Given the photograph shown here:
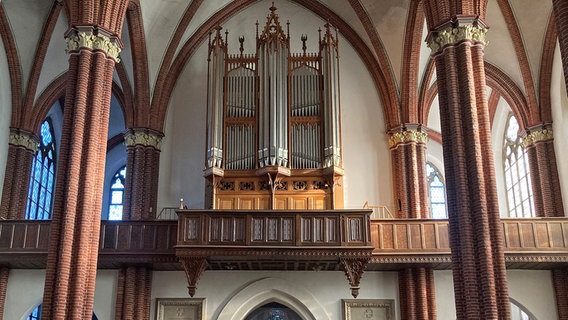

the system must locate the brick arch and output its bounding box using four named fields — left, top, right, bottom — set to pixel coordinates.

left=150, top=0, right=397, bottom=132
left=124, top=0, right=151, bottom=128
left=537, top=13, right=557, bottom=124
left=495, top=0, right=539, bottom=124
left=31, top=73, right=130, bottom=137
left=347, top=0, right=400, bottom=128
left=0, top=5, right=23, bottom=126
left=420, top=62, right=530, bottom=134
left=399, top=0, right=426, bottom=125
